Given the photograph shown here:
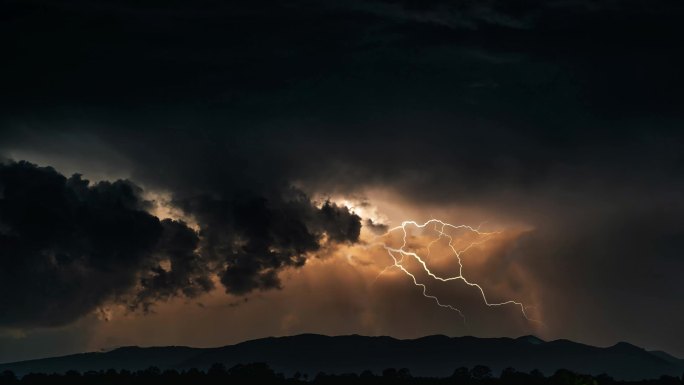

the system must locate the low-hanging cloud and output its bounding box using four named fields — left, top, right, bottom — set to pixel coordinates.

left=176, top=191, right=360, bottom=295
left=0, top=161, right=361, bottom=328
